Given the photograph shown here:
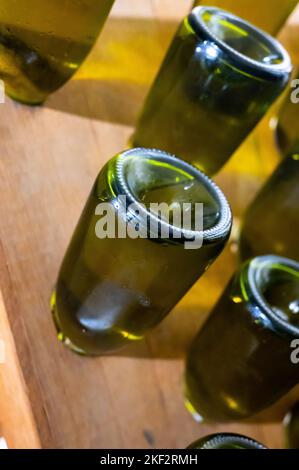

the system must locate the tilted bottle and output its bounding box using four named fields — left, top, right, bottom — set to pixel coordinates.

left=132, top=7, right=292, bottom=175
left=185, top=255, right=299, bottom=422
left=52, top=148, right=232, bottom=355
